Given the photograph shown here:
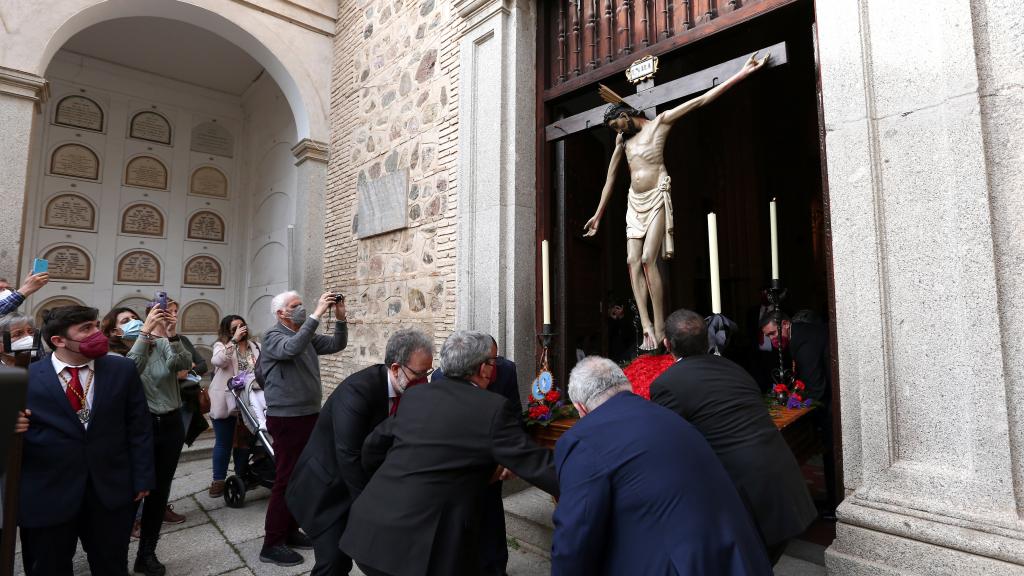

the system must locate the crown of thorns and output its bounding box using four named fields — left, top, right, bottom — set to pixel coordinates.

left=599, top=84, right=643, bottom=123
